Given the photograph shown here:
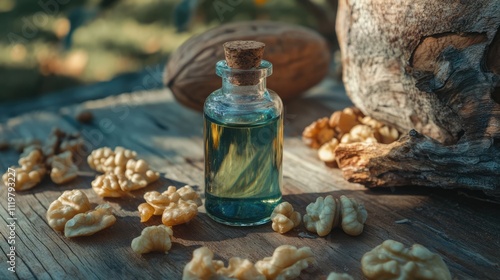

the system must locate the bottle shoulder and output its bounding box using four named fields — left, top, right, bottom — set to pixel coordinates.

left=204, top=89, right=283, bottom=125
